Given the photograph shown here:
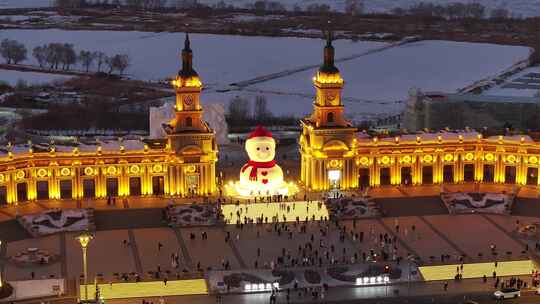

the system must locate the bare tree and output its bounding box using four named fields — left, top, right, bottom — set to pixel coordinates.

left=228, top=96, right=251, bottom=122
left=491, top=7, right=509, bottom=19
left=0, top=39, right=27, bottom=64
left=60, top=43, right=77, bottom=70
left=33, top=46, right=47, bottom=68
left=112, top=54, right=130, bottom=75
left=79, top=50, right=95, bottom=72
left=253, top=95, right=270, bottom=121
left=91, top=51, right=106, bottom=72
left=345, top=0, right=364, bottom=16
